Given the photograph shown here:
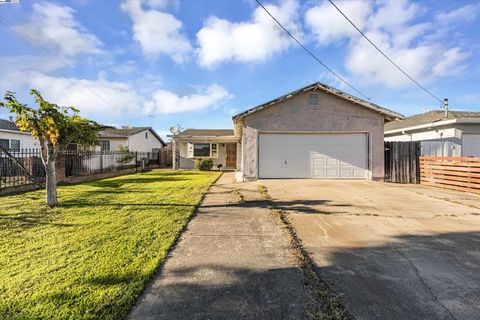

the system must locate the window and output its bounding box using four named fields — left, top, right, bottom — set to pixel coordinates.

left=10, top=139, right=20, bottom=151
left=187, top=143, right=218, bottom=158
left=309, top=94, right=318, bottom=106
left=194, top=143, right=210, bottom=157
left=0, top=138, right=9, bottom=150
left=98, top=140, right=110, bottom=151
left=211, top=143, right=218, bottom=158
left=145, top=132, right=148, bottom=139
